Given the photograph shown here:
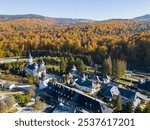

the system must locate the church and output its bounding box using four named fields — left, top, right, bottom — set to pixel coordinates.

left=24, top=53, right=46, bottom=78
